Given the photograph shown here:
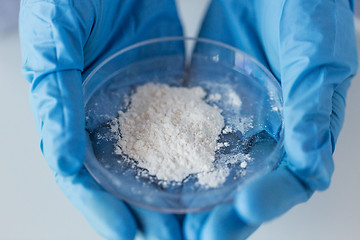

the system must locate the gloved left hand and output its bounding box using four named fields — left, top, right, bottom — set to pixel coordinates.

left=19, top=0, right=184, bottom=239
left=184, top=0, right=358, bottom=239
